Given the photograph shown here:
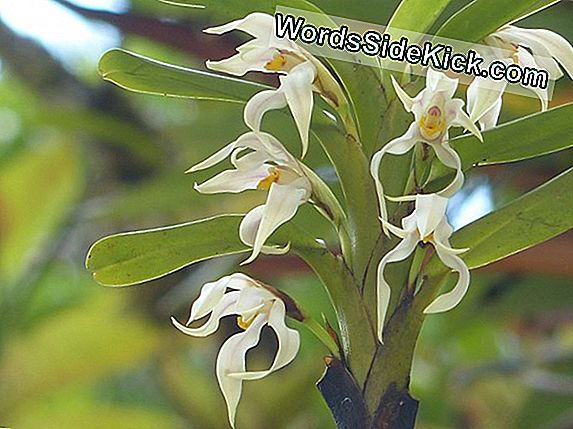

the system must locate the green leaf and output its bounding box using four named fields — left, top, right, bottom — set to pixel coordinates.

left=453, top=166, right=573, bottom=270
left=86, top=215, right=248, bottom=287
left=98, top=49, right=266, bottom=103
left=455, top=102, right=573, bottom=168
left=436, top=0, right=559, bottom=42
left=388, top=0, right=452, bottom=34
left=157, top=0, right=321, bottom=19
